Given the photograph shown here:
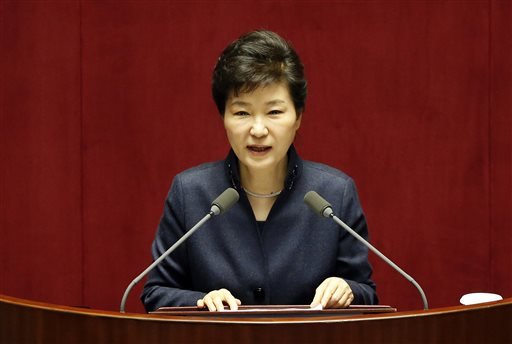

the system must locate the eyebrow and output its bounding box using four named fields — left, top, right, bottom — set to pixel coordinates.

left=266, top=99, right=286, bottom=106
left=230, top=99, right=287, bottom=107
